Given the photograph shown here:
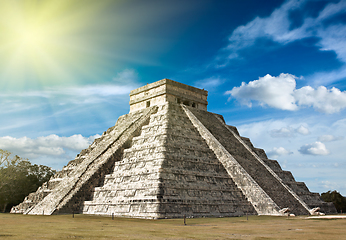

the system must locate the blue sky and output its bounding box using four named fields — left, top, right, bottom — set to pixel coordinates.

left=1, top=0, right=346, bottom=195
